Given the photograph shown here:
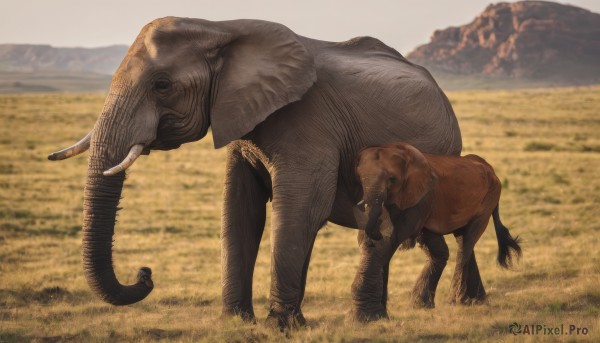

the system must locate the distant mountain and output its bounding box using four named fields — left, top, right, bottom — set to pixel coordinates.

left=0, top=44, right=127, bottom=74
left=408, top=1, right=600, bottom=88
left=0, top=44, right=127, bottom=93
